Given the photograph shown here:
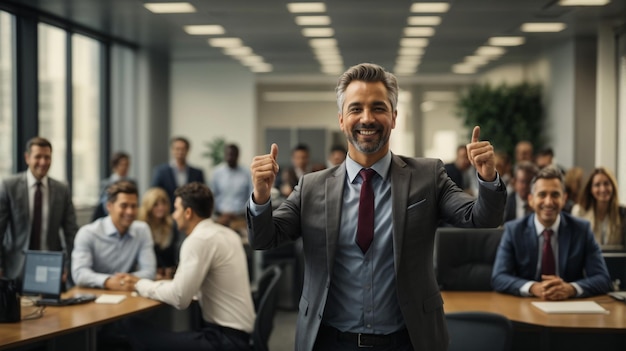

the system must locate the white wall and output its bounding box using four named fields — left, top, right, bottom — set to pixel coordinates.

left=170, top=61, right=256, bottom=176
